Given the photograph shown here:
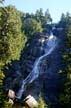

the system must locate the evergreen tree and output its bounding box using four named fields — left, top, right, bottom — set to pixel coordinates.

left=0, top=5, right=27, bottom=108
left=0, top=0, right=4, bottom=3
left=59, top=13, right=71, bottom=108
left=22, top=17, right=42, bottom=38
left=0, top=5, right=26, bottom=66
